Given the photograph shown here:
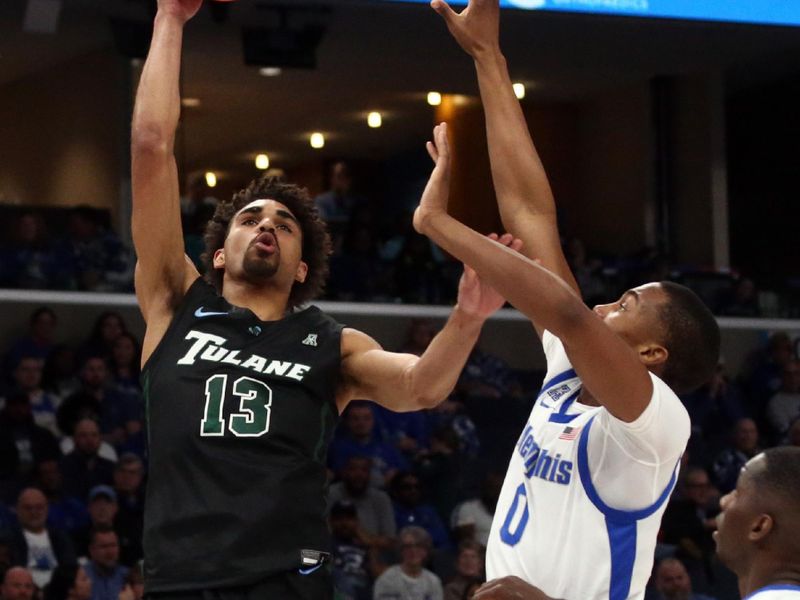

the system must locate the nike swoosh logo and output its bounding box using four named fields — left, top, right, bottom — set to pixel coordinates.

left=194, top=307, right=229, bottom=318
left=298, top=564, right=324, bottom=576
